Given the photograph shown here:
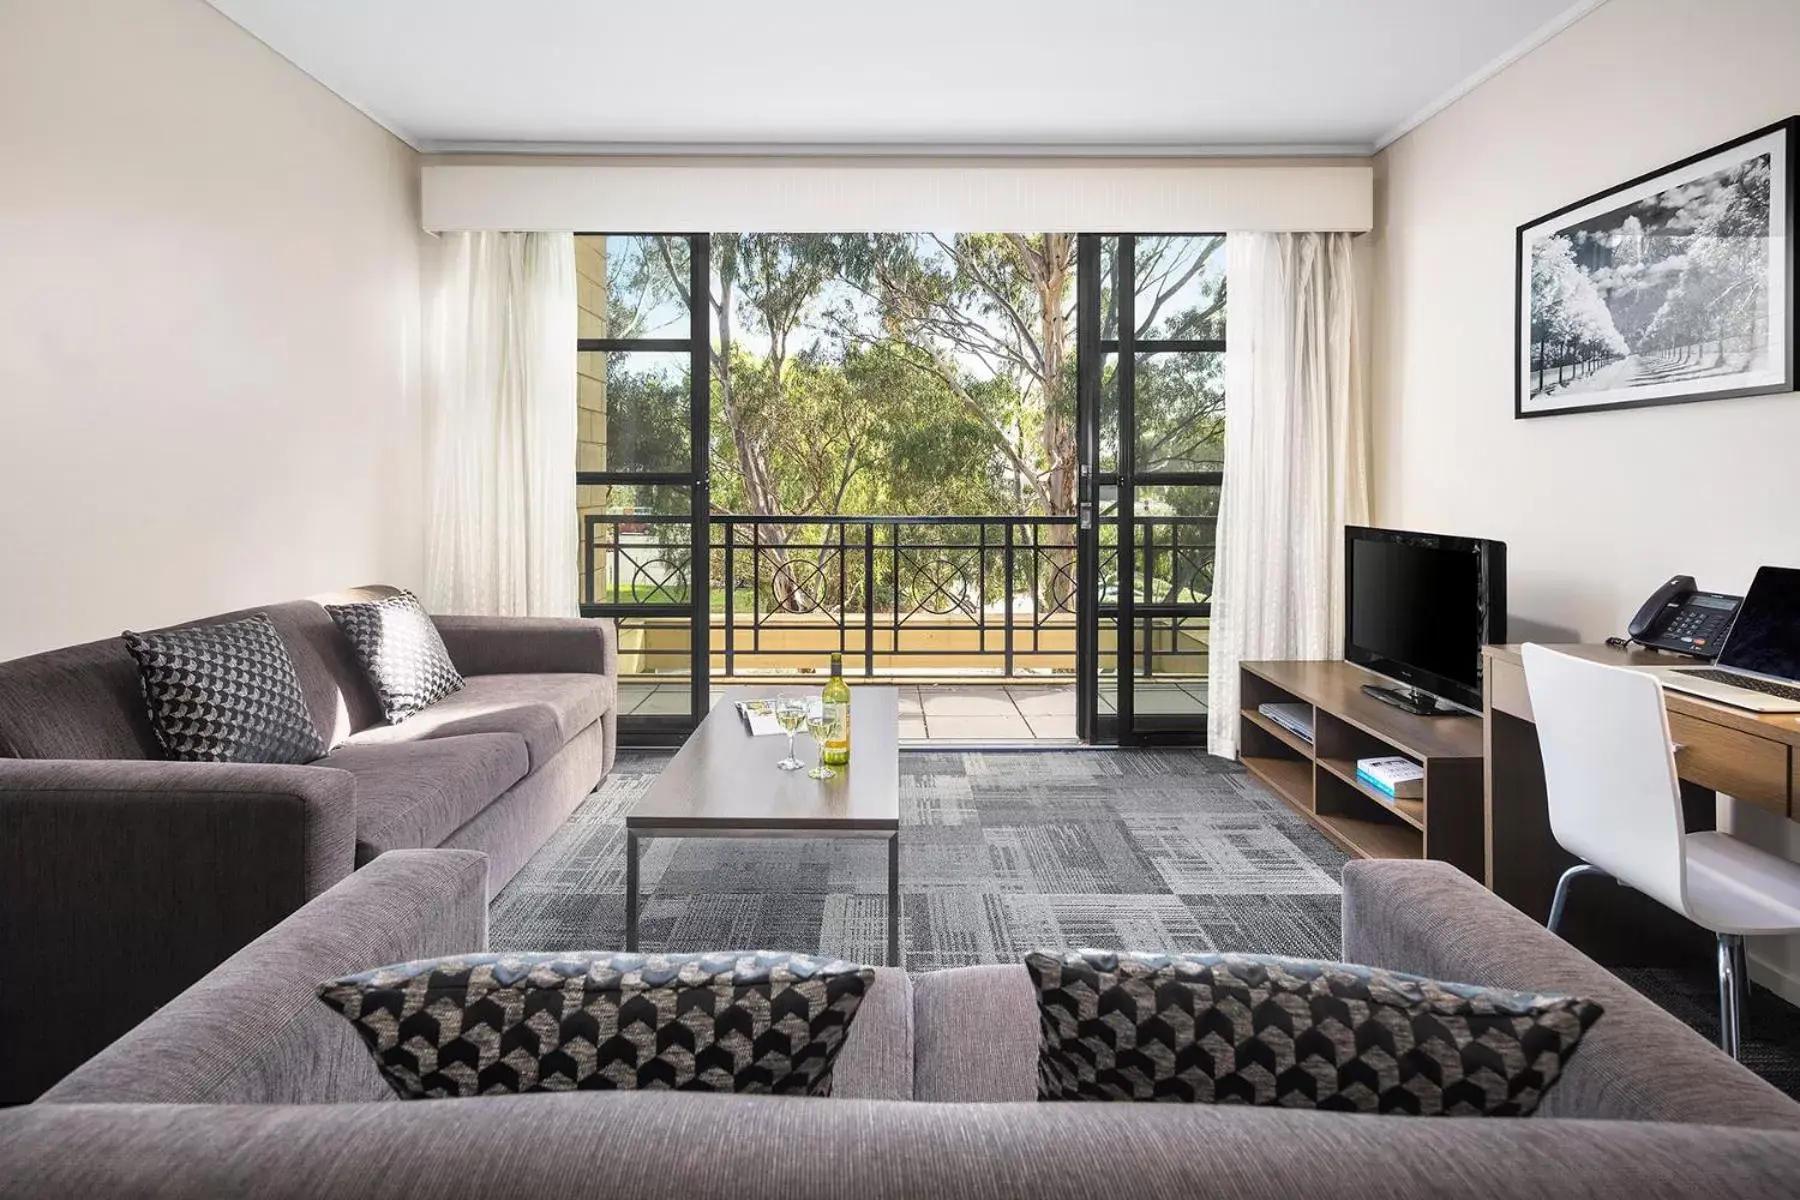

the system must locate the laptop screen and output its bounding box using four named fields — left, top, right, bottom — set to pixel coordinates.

left=1718, top=566, right=1800, bottom=682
